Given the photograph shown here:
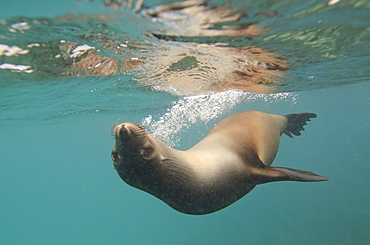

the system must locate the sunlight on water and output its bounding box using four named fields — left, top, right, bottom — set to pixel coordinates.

left=1, top=0, right=368, bottom=94
left=142, top=90, right=298, bottom=146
